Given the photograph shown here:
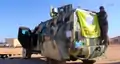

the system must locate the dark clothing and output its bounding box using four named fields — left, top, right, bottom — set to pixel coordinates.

left=97, top=11, right=109, bottom=45
left=97, top=11, right=108, bottom=26
left=101, top=25, right=108, bottom=43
